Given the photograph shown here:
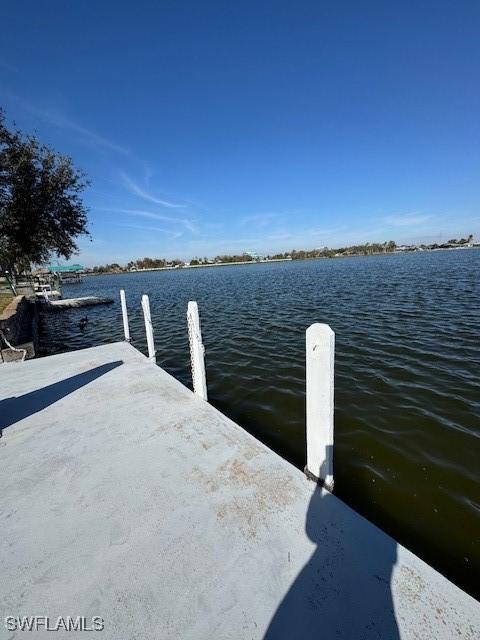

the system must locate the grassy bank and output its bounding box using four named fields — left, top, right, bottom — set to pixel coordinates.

left=0, top=294, right=14, bottom=314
